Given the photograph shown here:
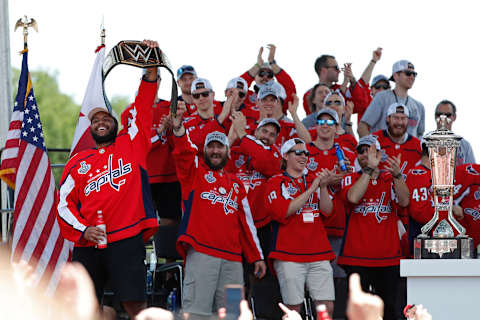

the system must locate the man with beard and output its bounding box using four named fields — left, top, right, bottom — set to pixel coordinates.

left=358, top=60, right=425, bottom=138
left=57, top=40, right=160, bottom=319
left=372, top=103, right=421, bottom=176
left=171, top=102, right=266, bottom=320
